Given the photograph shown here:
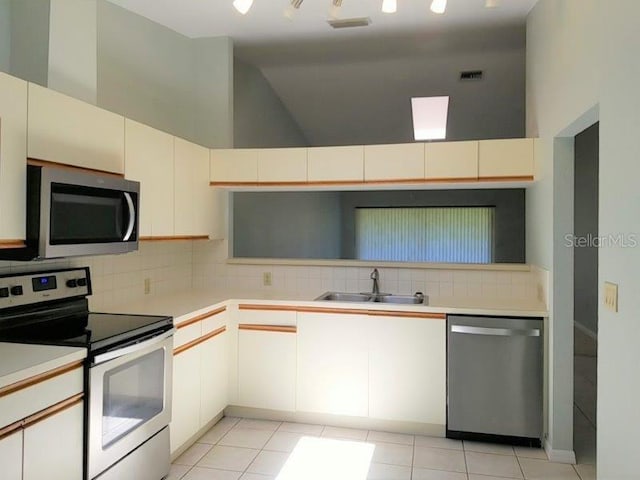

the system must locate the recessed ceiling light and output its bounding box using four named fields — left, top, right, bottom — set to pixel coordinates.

left=233, top=0, right=254, bottom=15
left=284, top=0, right=303, bottom=19
left=382, top=0, right=397, bottom=14
left=430, top=0, right=447, bottom=14
left=485, top=0, right=500, bottom=7
left=411, top=96, right=449, bottom=141
left=330, top=0, right=343, bottom=19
